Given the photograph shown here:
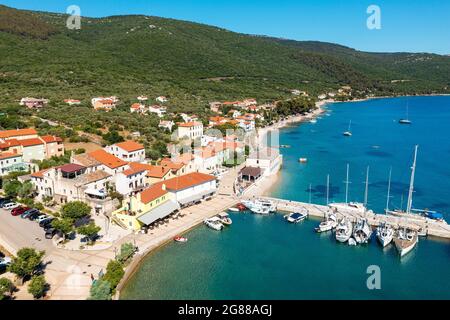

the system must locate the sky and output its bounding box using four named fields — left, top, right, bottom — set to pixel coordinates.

left=1, top=0, right=449, bottom=54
